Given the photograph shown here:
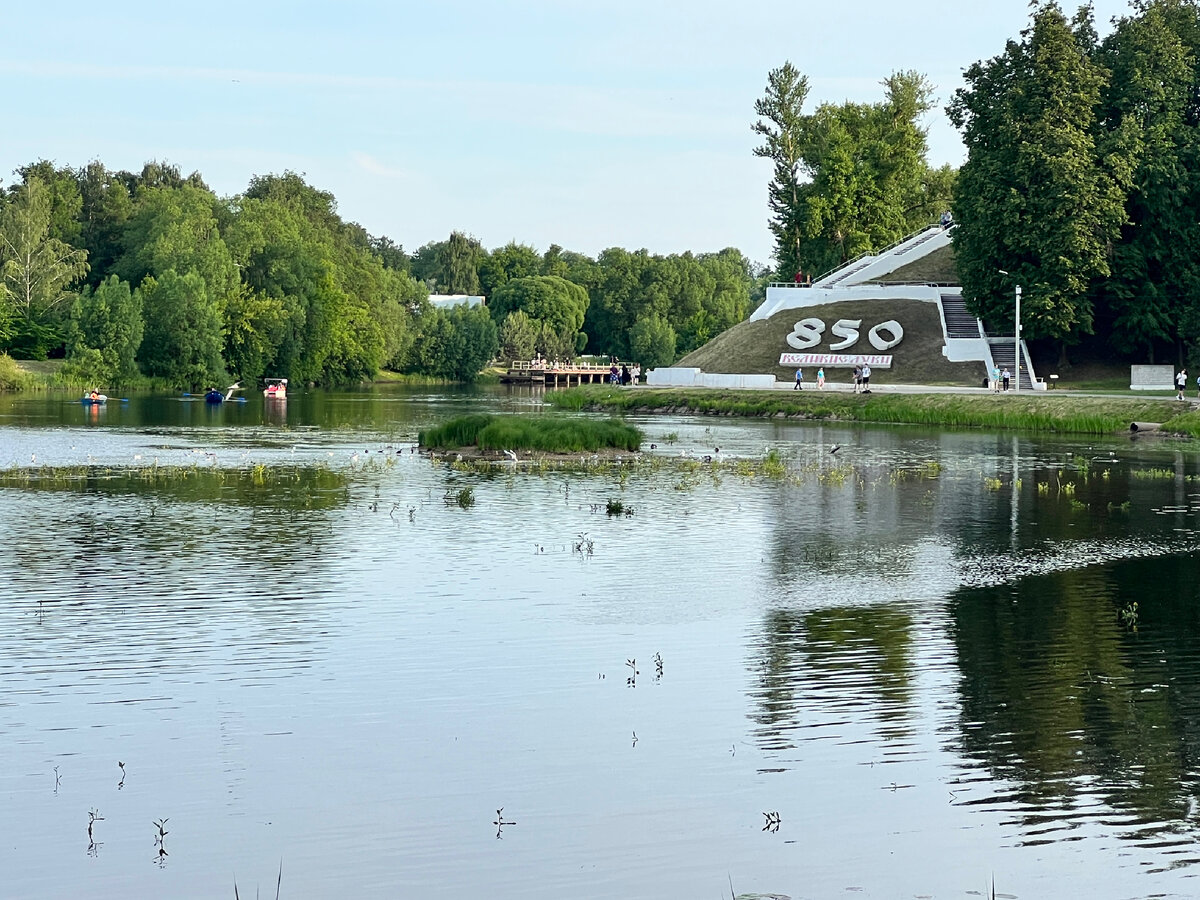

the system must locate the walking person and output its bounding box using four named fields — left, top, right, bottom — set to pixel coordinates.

left=816, top=367, right=825, bottom=390
left=991, top=364, right=1000, bottom=393
left=861, top=363, right=872, bottom=394
left=852, top=364, right=862, bottom=394
left=1178, top=367, right=1188, bottom=400
left=794, top=366, right=804, bottom=390
left=1002, top=367, right=1011, bottom=391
